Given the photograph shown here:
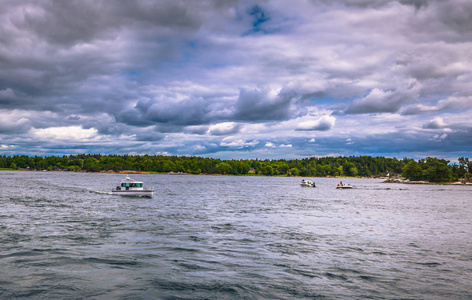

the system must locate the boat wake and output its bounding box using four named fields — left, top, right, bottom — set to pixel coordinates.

left=92, top=190, right=113, bottom=195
